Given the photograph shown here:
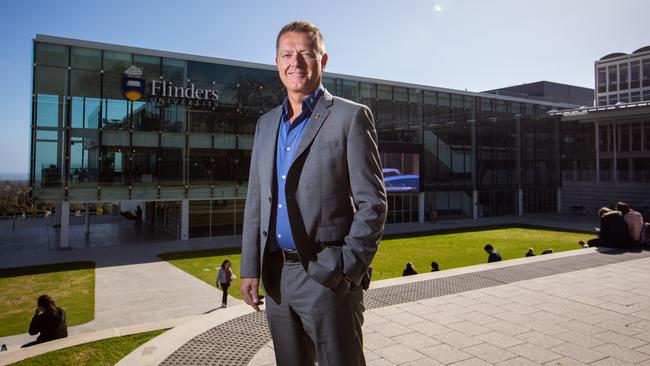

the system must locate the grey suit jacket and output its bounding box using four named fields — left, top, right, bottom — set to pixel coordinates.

left=240, top=89, right=387, bottom=302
